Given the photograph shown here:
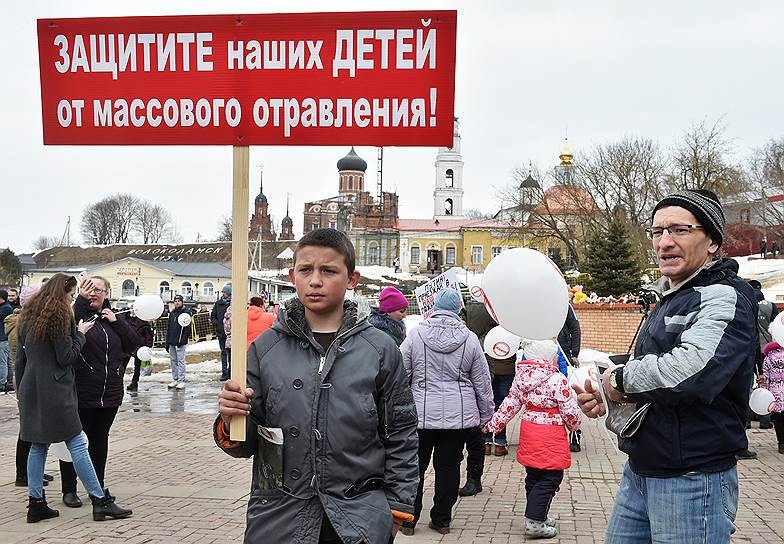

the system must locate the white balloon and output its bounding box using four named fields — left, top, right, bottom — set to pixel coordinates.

left=133, top=294, right=164, bottom=321
left=50, top=442, right=71, bottom=462
left=483, top=326, right=521, bottom=359
left=481, top=248, right=569, bottom=339
left=136, top=346, right=152, bottom=361
left=468, top=278, right=485, bottom=303
left=178, top=312, right=192, bottom=327
left=750, top=387, right=775, bottom=416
